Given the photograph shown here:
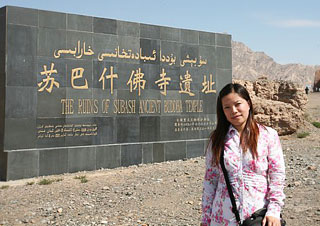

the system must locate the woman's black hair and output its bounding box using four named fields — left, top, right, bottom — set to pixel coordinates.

left=209, top=83, right=259, bottom=165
